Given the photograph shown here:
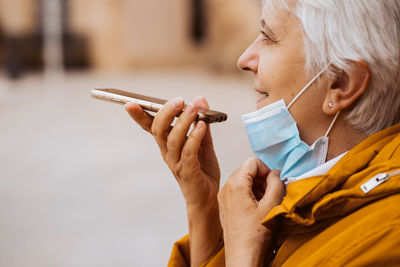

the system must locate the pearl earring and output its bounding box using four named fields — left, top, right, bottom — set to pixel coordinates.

left=328, top=102, right=334, bottom=108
